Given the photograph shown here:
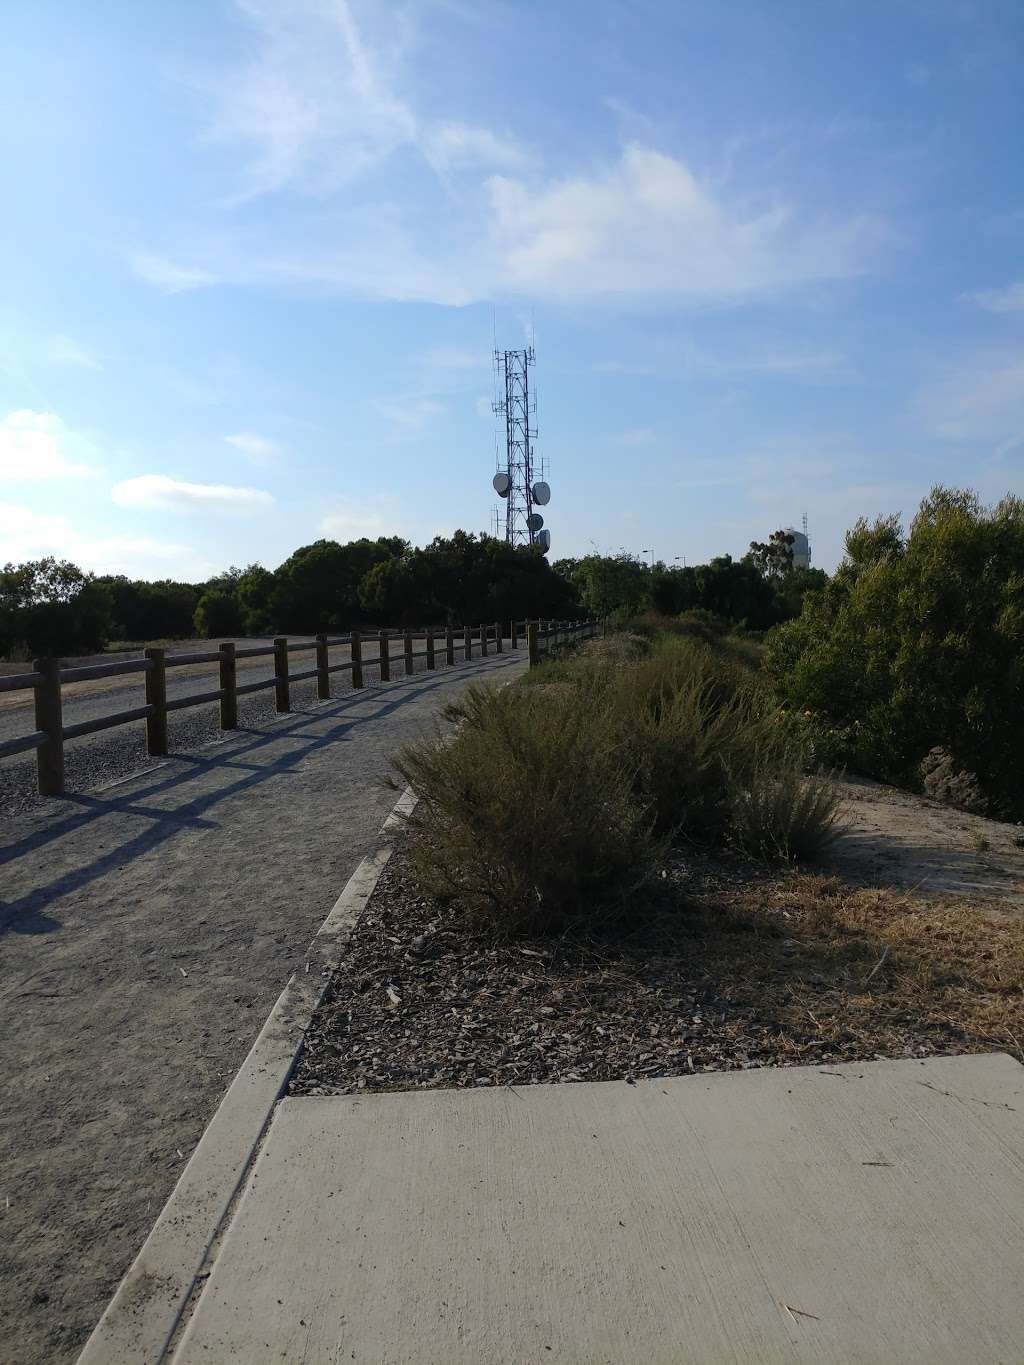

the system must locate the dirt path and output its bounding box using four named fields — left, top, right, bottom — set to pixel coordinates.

left=827, top=775, right=1024, bottom=912
left=0, top=651, right=525, bottom=1365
